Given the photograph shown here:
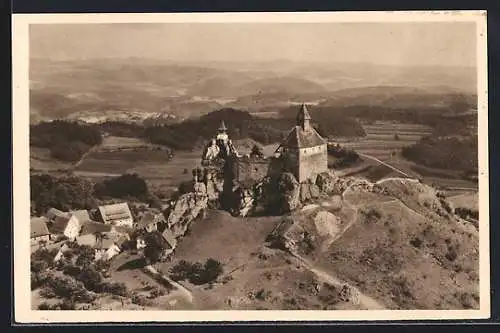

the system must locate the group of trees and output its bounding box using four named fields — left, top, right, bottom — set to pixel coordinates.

left=327, top=144, right=361, bottom=169
left=31, top=120, right=103, bottom=162
left=143, top=108, right=284, bottom=150
left=402, top=136, right=478, bottom=172
left=32, top=244, right=128, bottom=310
left=169, top=259, right=224, bottom=285
left=30, top=172, right=153, bottom=216
left=93, top=173, right=149, bottom=201
left=30, top=173, right=98, bottom=216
